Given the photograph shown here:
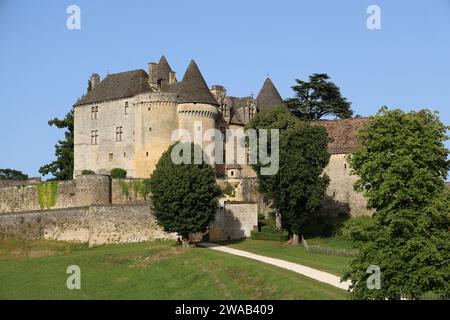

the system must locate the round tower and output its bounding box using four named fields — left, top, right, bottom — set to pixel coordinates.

left=176, top=60, right=219, bottom=152
left=134, top=92, right=178, bottom=177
